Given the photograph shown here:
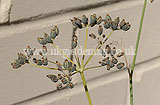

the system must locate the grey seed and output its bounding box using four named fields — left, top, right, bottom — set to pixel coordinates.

left=50, top=29, right=57, bottom=39
left=98, top=25, right=103, bottom=35
left=68, top=82, right=74, bottom=89
left=43, top=58, right=48, bottom=66
left=36, top=60, right=43, bottom=66
left=116, top=62, right=125, bottom=69
left=44, top=32, right=52, bottom=43
left=111, top=57, right=118, bottom=64
left=61, top=78, right=68, bottom=84
left=117, top=52, right=124, bottom=57
left=105, top=45, right=111, bottom=54
left=109, top=62, right=115, bottom=68
left=47, top=75, right=58, bottom=82
left=89, top=33, right=96, bottom=39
